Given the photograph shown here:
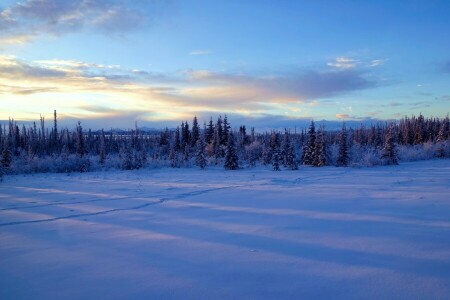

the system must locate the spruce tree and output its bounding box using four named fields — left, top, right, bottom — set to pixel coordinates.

left=381, top=124, right=398, bottom=165
left=224, top=132, right=239, bottom=170
left=286, top=144, right=298, bottom=170
left=206, top=117, right=214, bottom=143
left=435, top=124, right=447, bottom=158
left=99, top=129, right=106, bottom=165
left=169, top=143, right=179, bottom=168
left=183, top=143, right=190, bottom=162
left=213, top=125, right=222, bottom=158
left=302, top=121, right=316, bottom=165
left=272, top=149, right=280, bottom=171
left=337, top=123, right=349, bottom=167
left=216, top=116, right=224, bottom=145
left=1, top=138, right=11, bottom=170
left=196, top=137, right=206, bottom=169
left=76, top=121, right=86, bottom=157
left=191, top=116, right=200, bottom=147
left=313, top=125, right=327, bottom=167
left=281, top=129, right=290, bottom=166
left=174, top=126, right=181, bottom=151
left=223, top=115, right=230, bottom=146
left=121, top=145, right=134, bottom=170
